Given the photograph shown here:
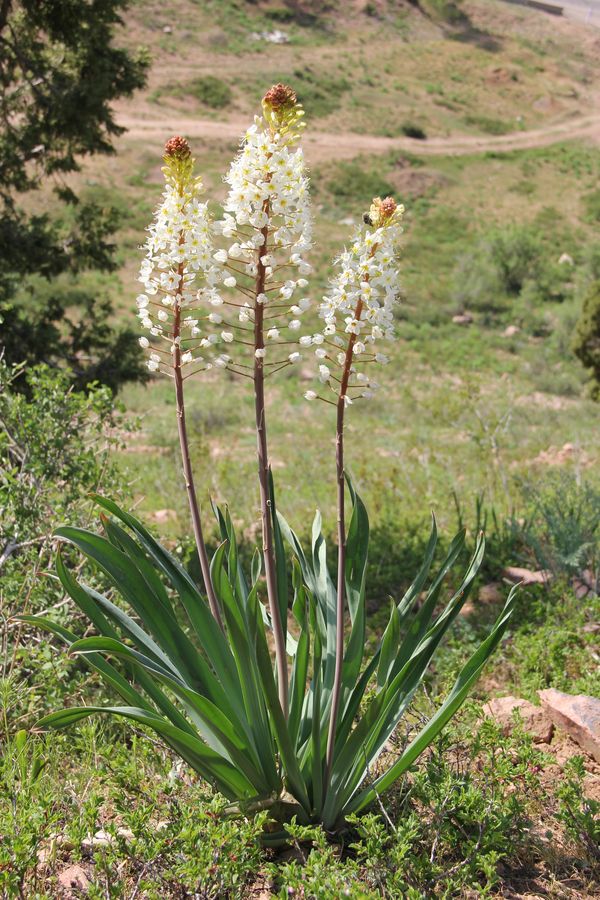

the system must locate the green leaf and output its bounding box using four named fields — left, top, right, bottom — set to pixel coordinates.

left=269, top=468, right=289, bottom=644
left=344, top=476, right=369, bottom=627
left=38, top=706, right=257, bottom=801
left=347, top=588, right=517, bottom=816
